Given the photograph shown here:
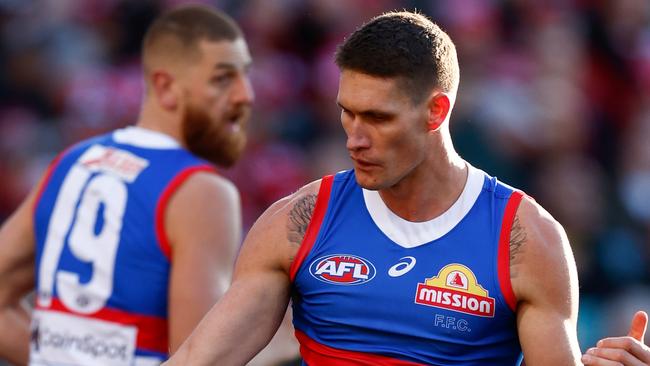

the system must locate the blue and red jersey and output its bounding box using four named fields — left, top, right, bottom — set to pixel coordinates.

left=290, top=167, right=524, bottom=365
left=31, top=127, right=213, bottom=366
